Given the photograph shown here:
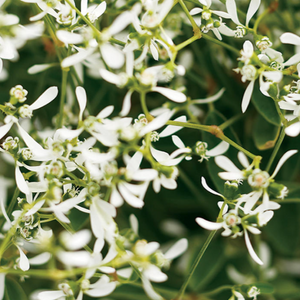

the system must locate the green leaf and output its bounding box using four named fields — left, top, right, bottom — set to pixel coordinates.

left=264, top=203, right=300, bottom=256
left=68, top=207, right=89, bottom=231
left=4, top=277, right=27, bottom=300
left=240, top=282, right=274, bottom=295
left=254, top=282, right=274, bottom=294
left=251, top=83, right=281, bottom=126
left=188, top=236, right=225, bottom=292
left=273, top=277, right=300, bottom=298
left=253, top=114, right=280, bottom=150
